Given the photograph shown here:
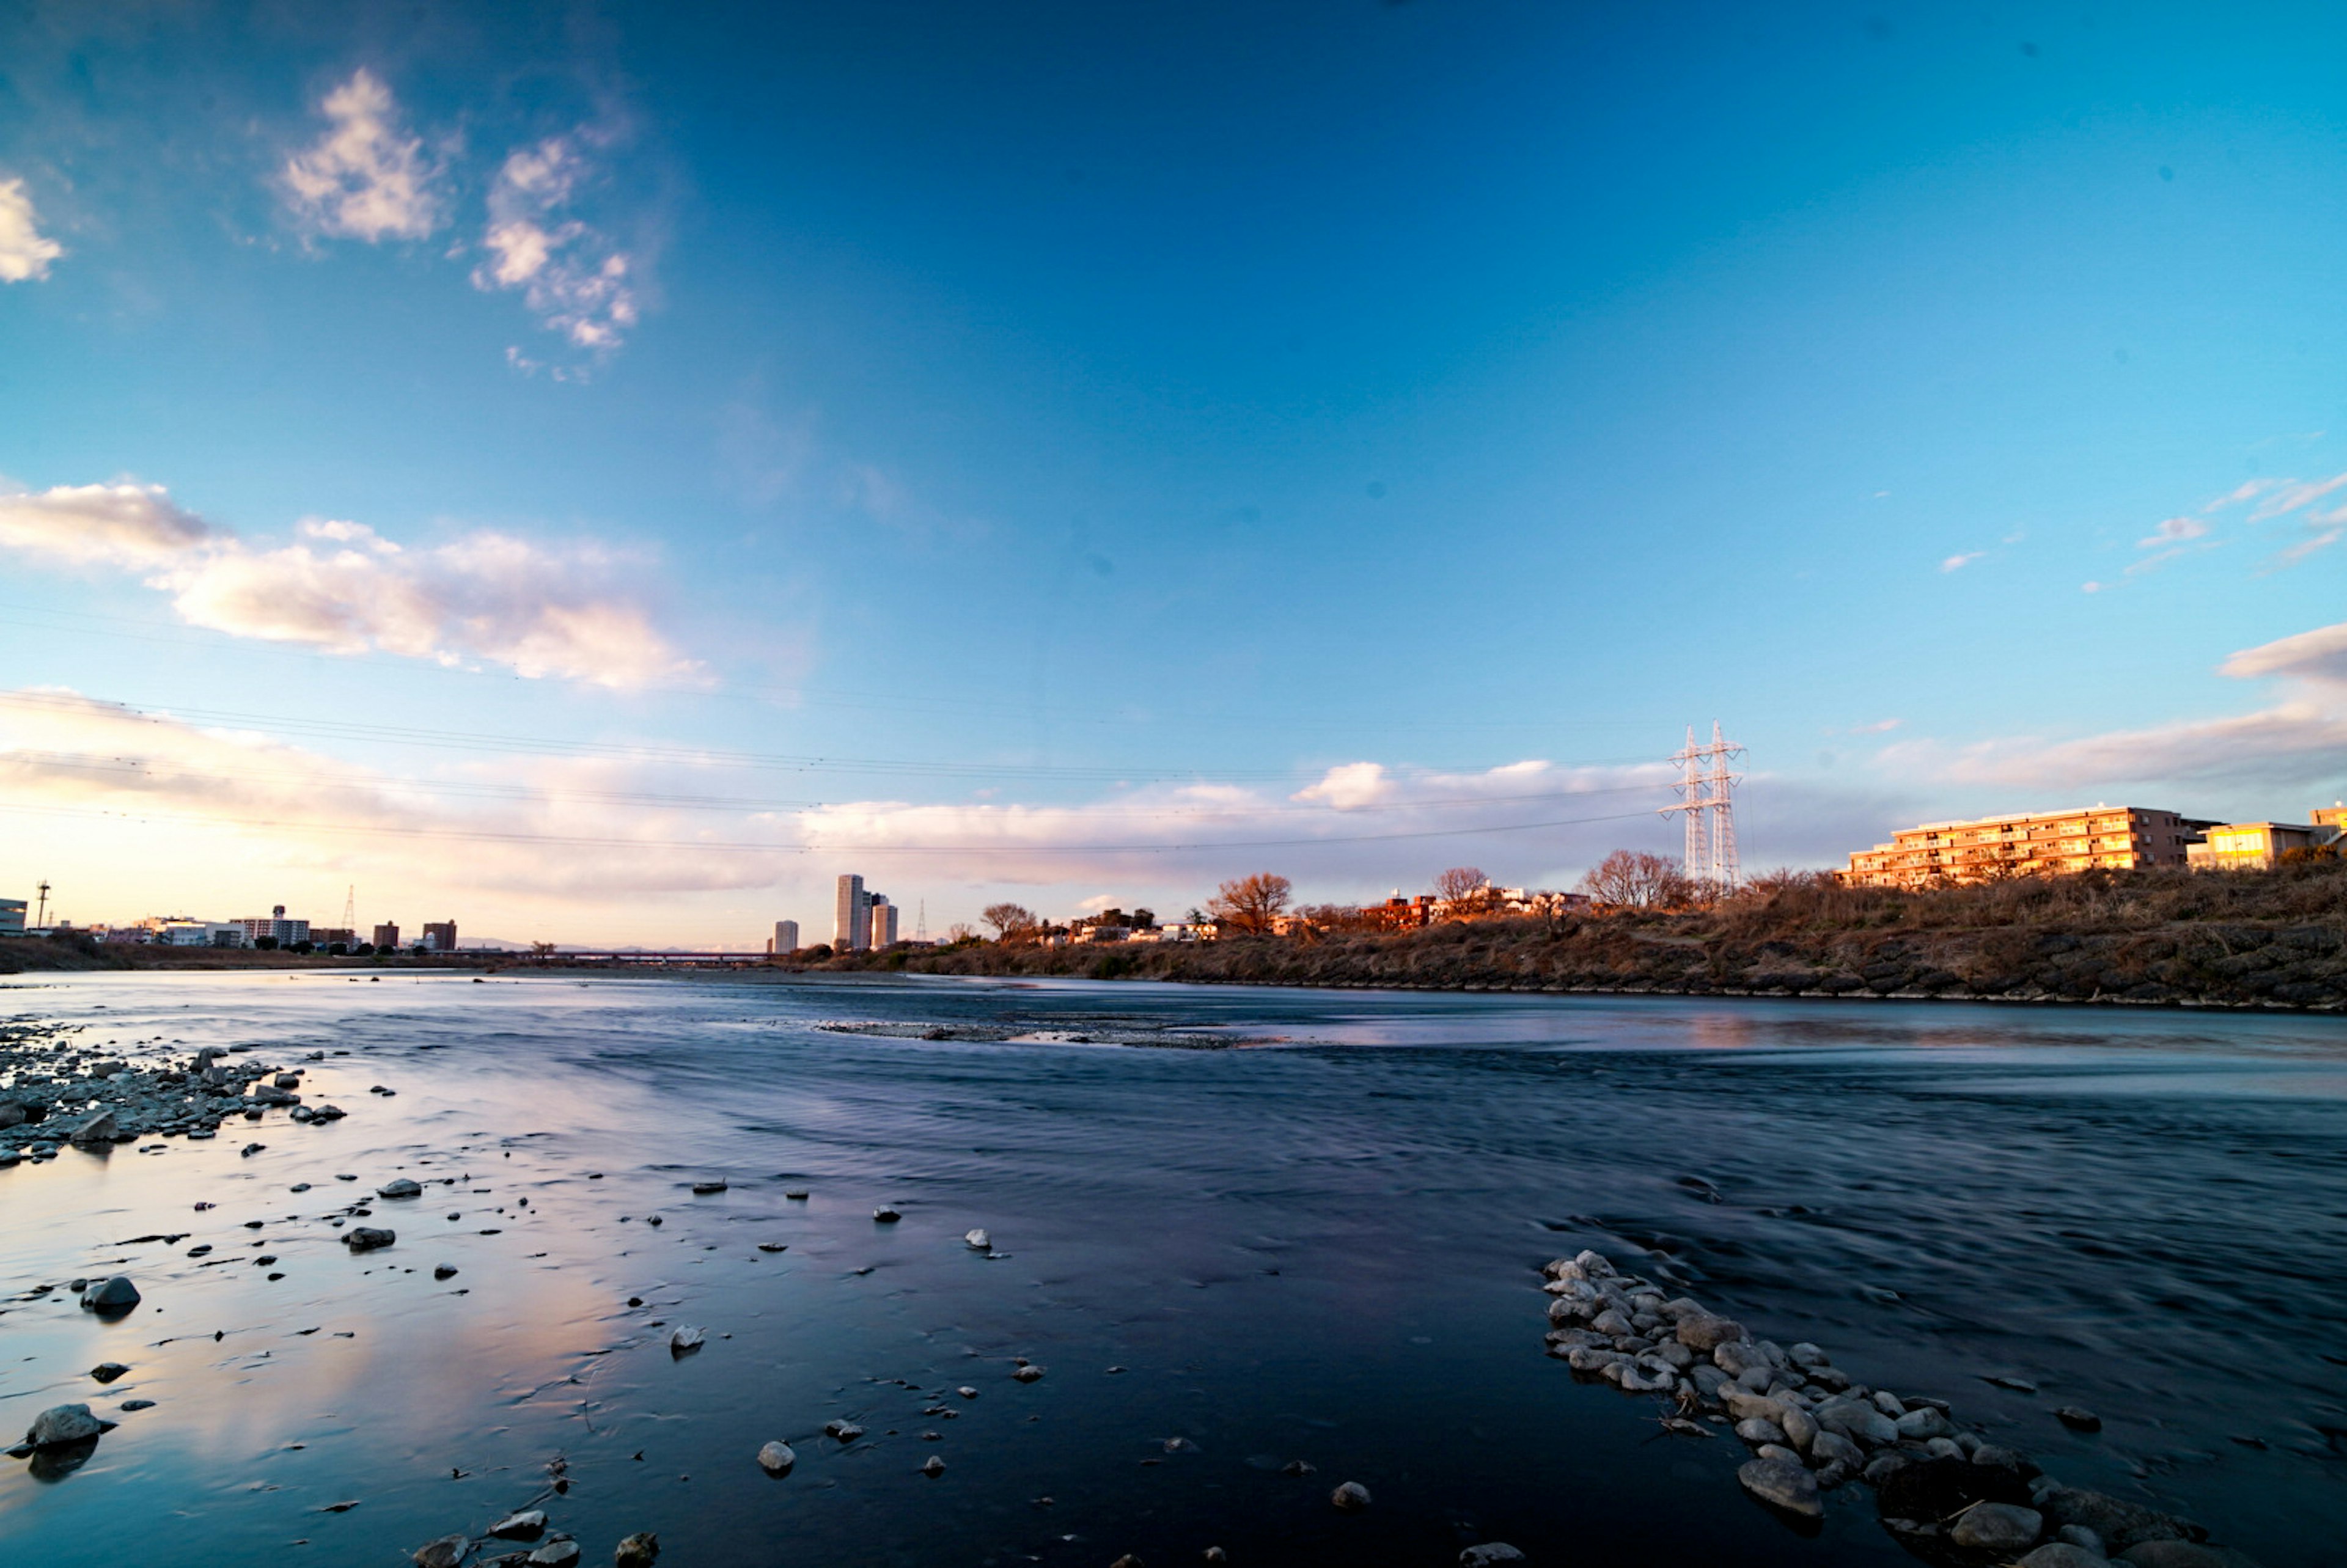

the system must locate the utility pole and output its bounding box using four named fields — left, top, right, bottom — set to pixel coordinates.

left=34, top=881, right=50, bottom=928
left=1661, top=722, right=1746, bottom=892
